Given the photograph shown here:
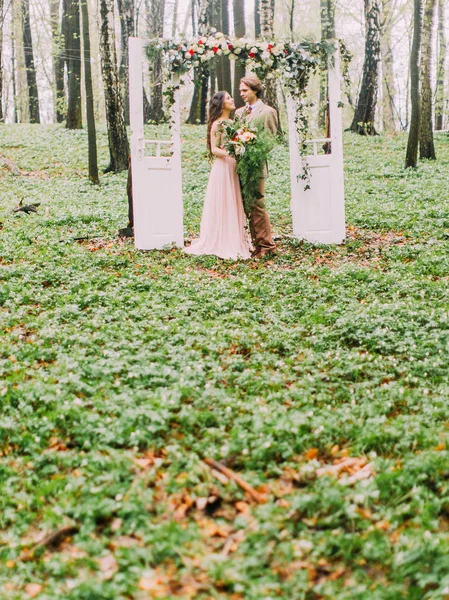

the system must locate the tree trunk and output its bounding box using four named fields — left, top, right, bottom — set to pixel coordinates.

left=117, top=0, right=134, bottom=125
left=80, top=0, right=99, bottom=183
left=419, top=0, right=436, bottom=159
left=66, top=0, right=82, bottom=128
left=172, top=0, right=178, bottom=35
left=11, top=33, right=18, bottom=122
left=289, top=0, right=295, bottom=38
left=22, top=0, right=40, bottom=123
left=12, top=0, right=28, bottom=122
left=405, top=0, right=422, bottom=168
left=220, top=0, right=232, bottom=93
left=188, top=0, right=210, bottom=122
left=186, top=69, right=209, bottom=124
left=0, top=0, right=3, bottom=122
left=233, top=0, right=246, bottom=107
left=49, top=0, right=65, bottom=123
left=254, top=0, right=261, bottom=36
left=146, top=0, right=165, bottom=123
left=350, top=0, right=381, bottom=135
left=259, top=0, right=280, bottom=132
left=379, top=0, right=396, bottom=132
left=318, top=0, right=335, bottom=131
left=435, top=0, right=446, bottom=130
left=99, top=0, right=130, bottom=172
